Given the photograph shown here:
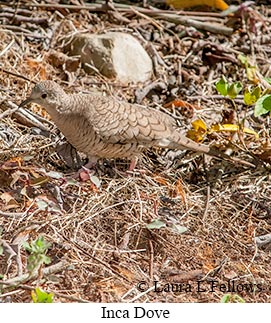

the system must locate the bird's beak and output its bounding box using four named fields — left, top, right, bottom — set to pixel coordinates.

left=19, top=97, right=33, bottom=108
